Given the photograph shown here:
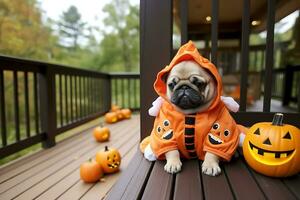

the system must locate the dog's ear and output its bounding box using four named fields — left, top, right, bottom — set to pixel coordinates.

left=161, top=72, right=169, bottom=84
